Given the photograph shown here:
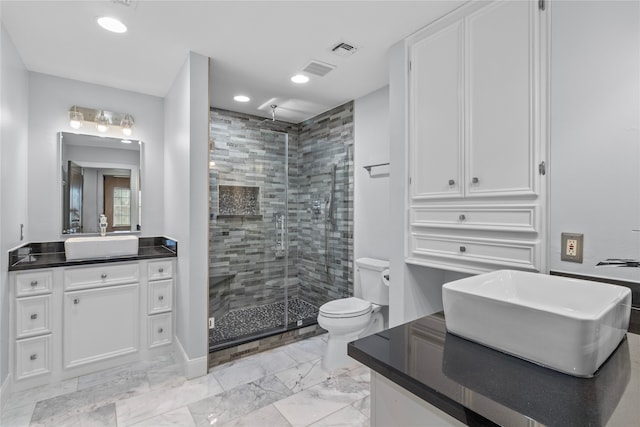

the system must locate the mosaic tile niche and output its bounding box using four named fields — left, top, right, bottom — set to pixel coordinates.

left=208, top=102, right=354, bottom=348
